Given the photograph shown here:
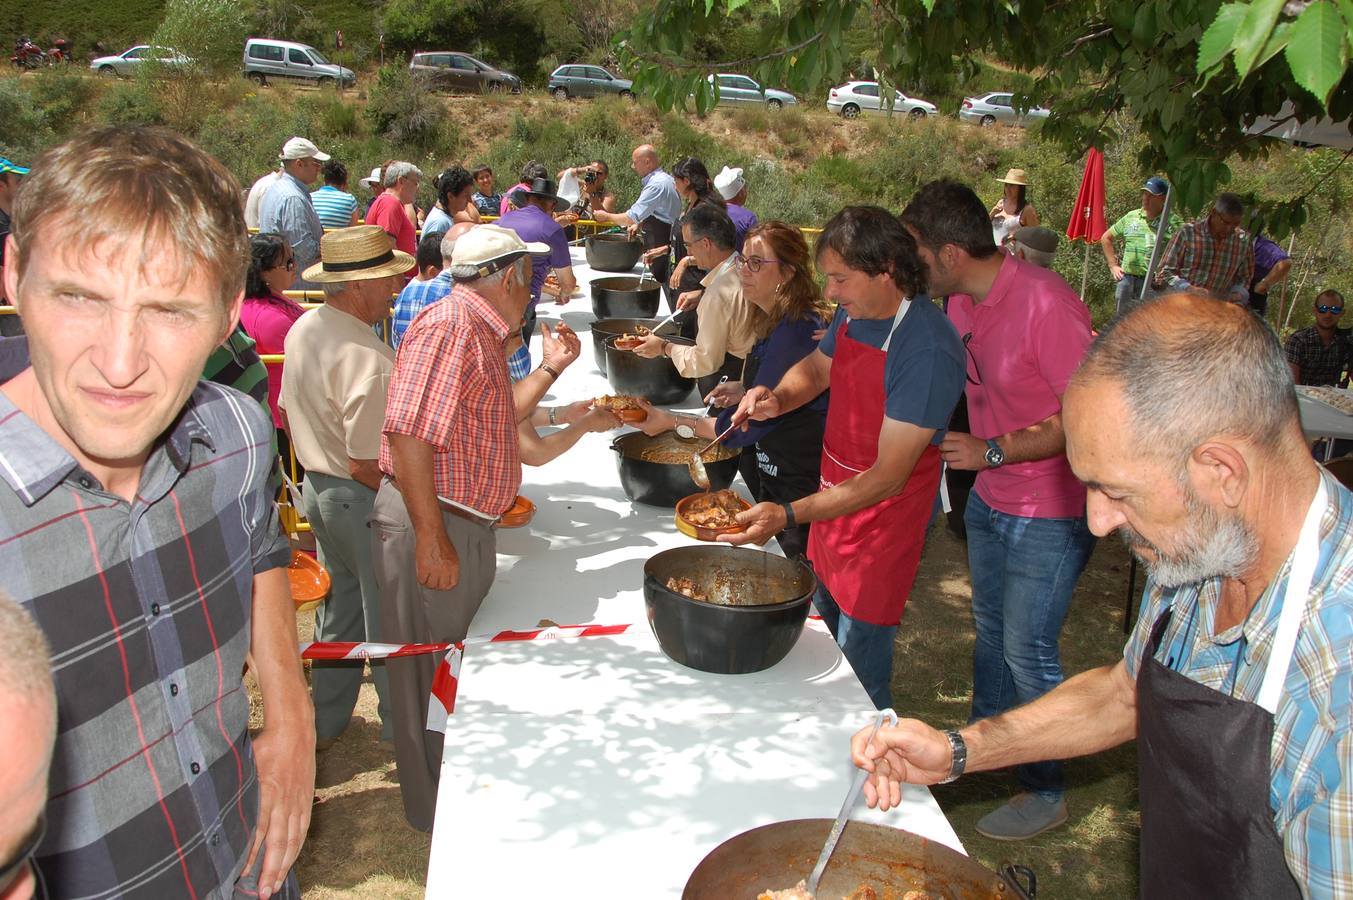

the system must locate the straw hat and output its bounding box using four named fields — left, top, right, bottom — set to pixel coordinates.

left=996, top=168, right=1028, bottom=186
left=302, top=225, right=414, bottom=283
